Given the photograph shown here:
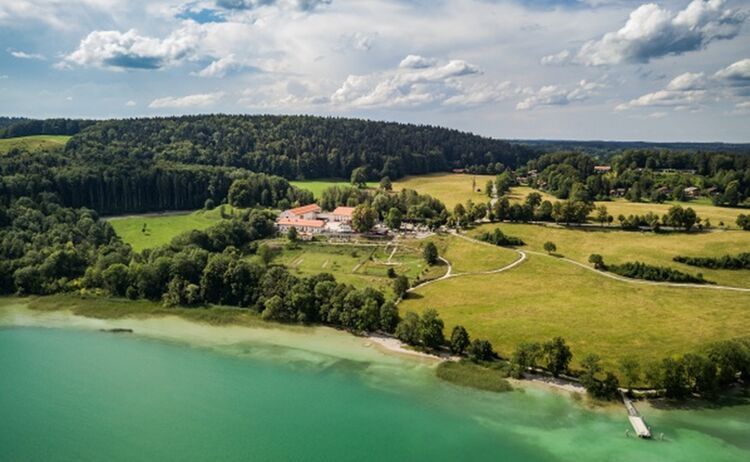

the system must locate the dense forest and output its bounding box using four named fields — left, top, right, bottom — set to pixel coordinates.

left=65, top=115, right=535, bottom=180
left=0, top=118, right=95, bottom=138
left=524, top=150, right=750, bottom=207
